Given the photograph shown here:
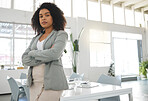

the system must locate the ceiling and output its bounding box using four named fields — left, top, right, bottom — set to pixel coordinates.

left=100, top=0, right=148, bottom=13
